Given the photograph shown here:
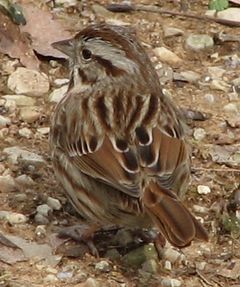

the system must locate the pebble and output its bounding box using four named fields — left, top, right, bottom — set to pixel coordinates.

left=2, top=95, right=36, bottom=106
left=54, top=78, right=69, bottom=86
left=34, top=213, right=49, bottom=225
left=193, top=205, right=209, bottom=214
left=37, top=127, right=50, bottom=135
left=4, top=99, right=16, bottom=113
left=0, top=115, right=11, bottom=128
left=185, top=34, right=214, bottom=50
left=197, top=185, right=211, bottom=195
left=47, top=197, right=62, bottom=211
left=161, top=247, right=185, bottom=264
left=161, top=278, right=182, bottom=287
left=44, top=274, right=58, bottom=284
left=204, top=93, right=215, bottom=104
left=13, top=193, right=28, bottom=203
left=141, top=259, right=158, bottom=273
left=35, top=225, right=47, bottom=238
left=18, top=127, right=33, bottom=138
left=210, top=79, right=230, bottom=92
left=163, top=26, right=184, bottom=38
left=217, top=8, right=240, bottom=23
left=6, top=212, right=28, bottom=224
left=49, top=85, right=68, bottom=103
left=0, top=175, right=16, bottom=192
left=19, top=107, right=41, bottom=123
left=179, top=71, right=201, bottom=83
left=207, top=66, right=225, bottom=79
left=15, top=174, right=35, bottom=187
left=223, top=103, right=239, bottom=114
left=228, top=92, right=239, bottom=102
left=196, top=261, right=207, bottom=271
left=3, top=146, right=45, bottom=167
left=95, top=260, right=111, bottom=272
left=153, top=47, right=182, bottom=66
left=57, top=271, right=74, bottom=280
left=36, top=204, right=53, bottom=217
left=8, top=68, right=49, bottom=96
left=193, top=128, right=206, bottom=141
left=164, top=260, right=172, bottom=271
left=81, top=278, right=99, bottom=287
left=55, top=0, right=77, bottom=6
